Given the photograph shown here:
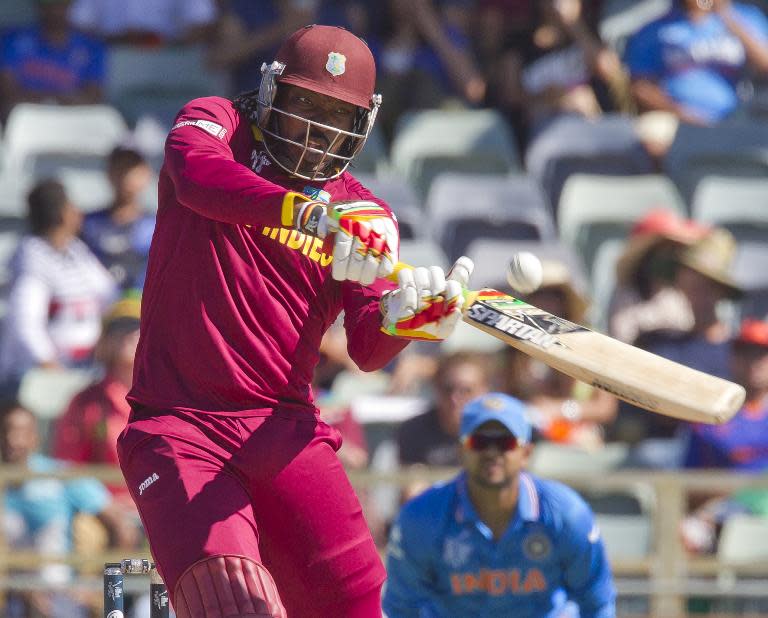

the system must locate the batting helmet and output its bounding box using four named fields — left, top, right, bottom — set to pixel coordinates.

left=244, top=25, right=381, bottom=181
